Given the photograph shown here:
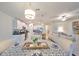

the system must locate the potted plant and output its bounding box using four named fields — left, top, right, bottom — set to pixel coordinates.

left=32, top=36, right=38, bottom=45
